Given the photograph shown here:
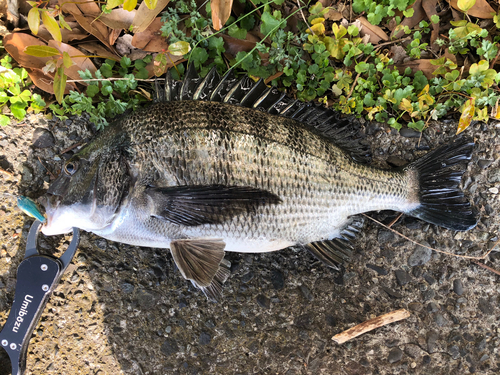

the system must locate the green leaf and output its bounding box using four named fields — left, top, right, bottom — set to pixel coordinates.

left=41, top=10, right=62, bottom=42
left=191, top=47, right=209, bottom=68
left=86, top=85, right=100, bottom=98
left=0, top=115, right=10, bottom=126
left=136, top=67, right=149, bottom=79
left=28, top=7, right=40, bottom=35
left=24, top=45, right=60, bottom=57
left=208, top=36, right=225, bottom=54
left=59, top=14, right=72, bottom=31
left=430, top=15, right=439, bottom=24
left=403, top=8, right=414, bottom=18
left=120, top=56, right=132, bottom=68
left=228, top=24, right=247, bottom=39
left=53, top=67, right=66, bottom=104
left=168, top=41, right=191, bottom=56
left=261, top=11, right=283, bottom=36
left=62, top=52, right=73, bottom=68
left=101, top=63, right=113, bottom=78
left=10, top=102, right=27, bottom=120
